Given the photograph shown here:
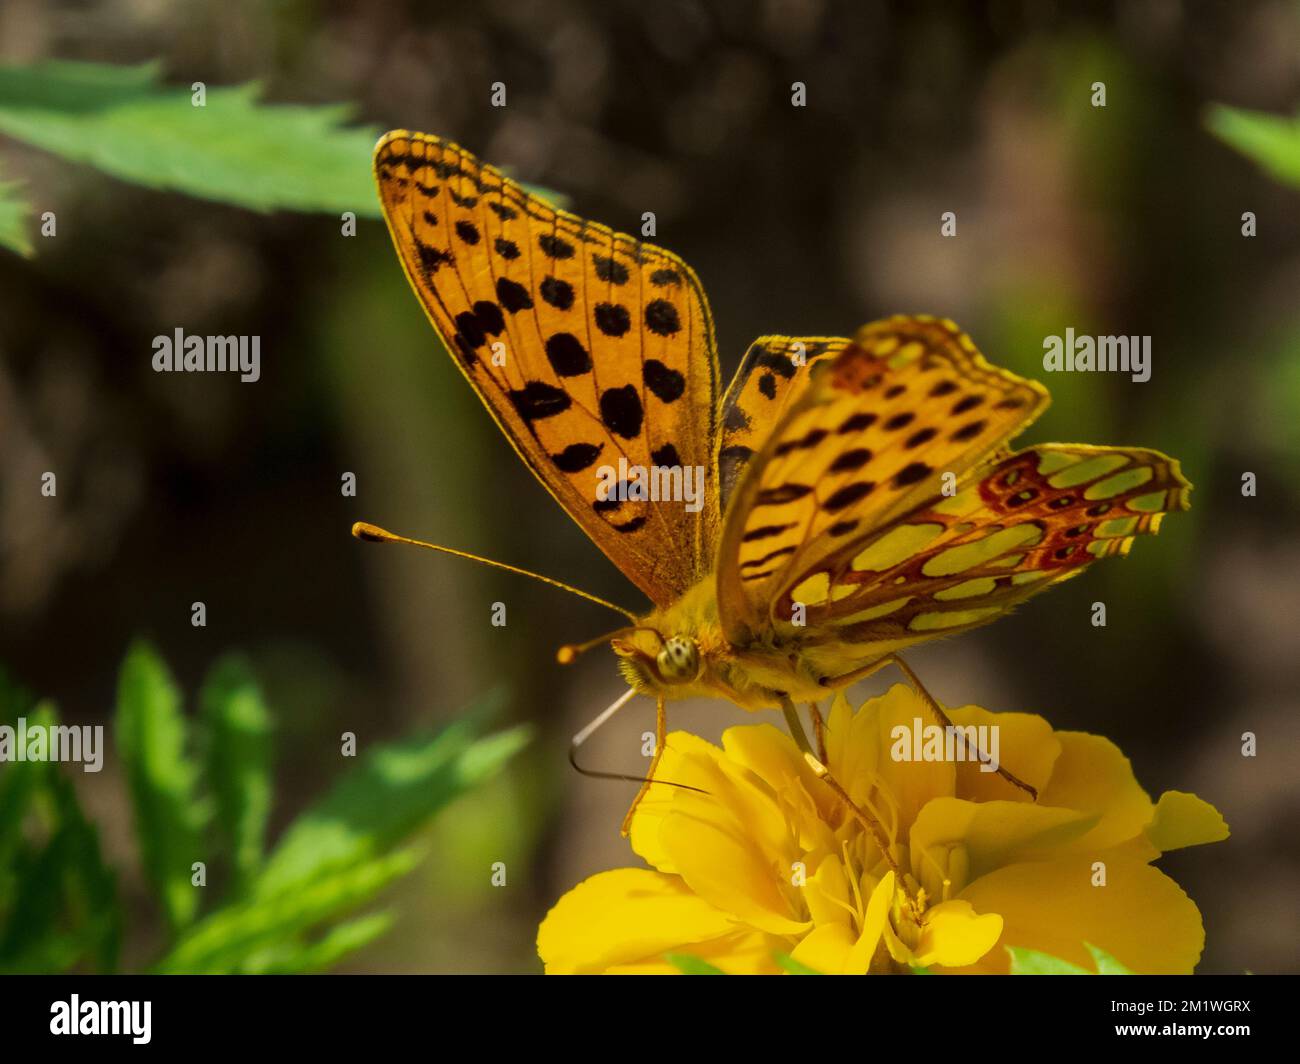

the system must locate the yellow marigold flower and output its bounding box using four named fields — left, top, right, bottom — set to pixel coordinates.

left=538, top=684, right=1228, bottom=974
